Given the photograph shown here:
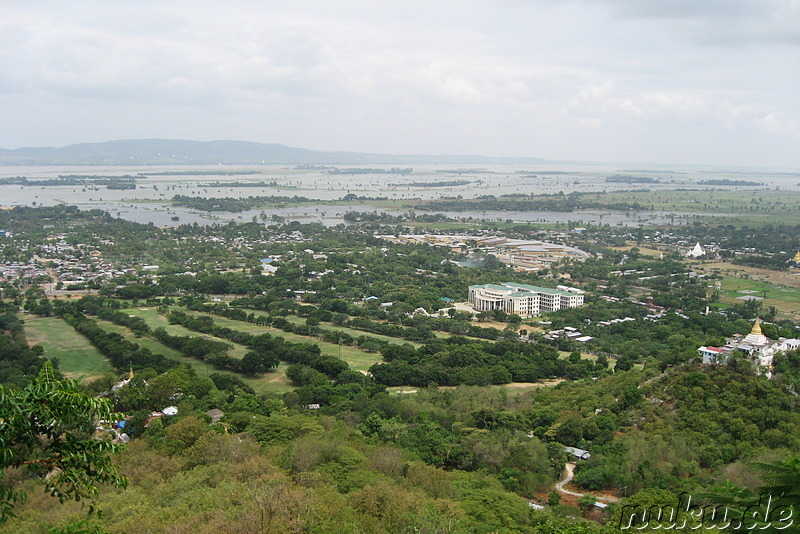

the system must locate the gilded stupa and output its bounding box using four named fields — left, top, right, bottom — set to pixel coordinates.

left=698, top=316, right=800, bottom=376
